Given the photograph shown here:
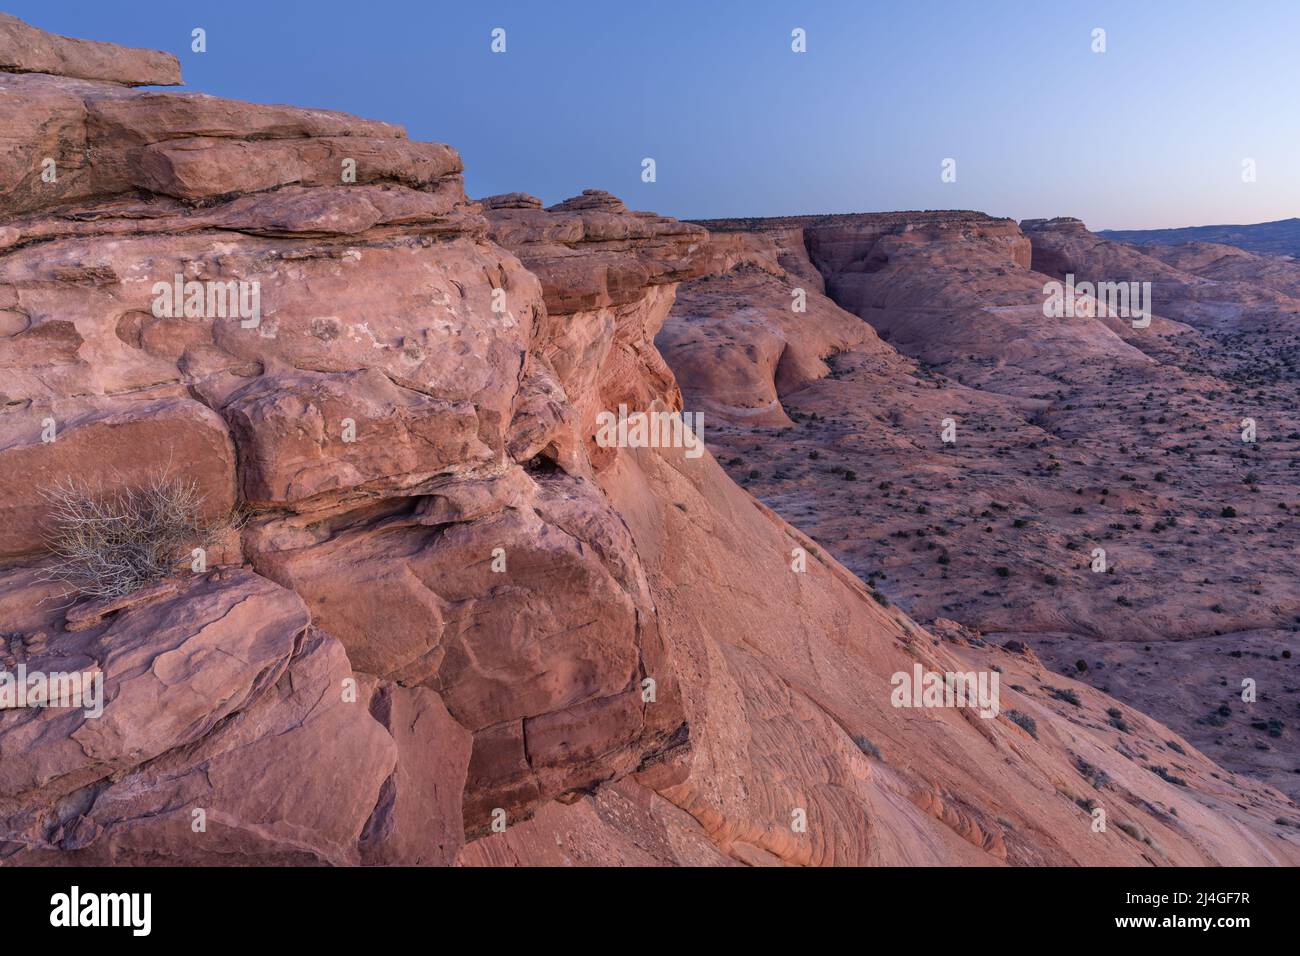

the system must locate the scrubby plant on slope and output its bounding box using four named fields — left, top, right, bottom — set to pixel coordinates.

left=40, top=472, right=233, bottom=600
